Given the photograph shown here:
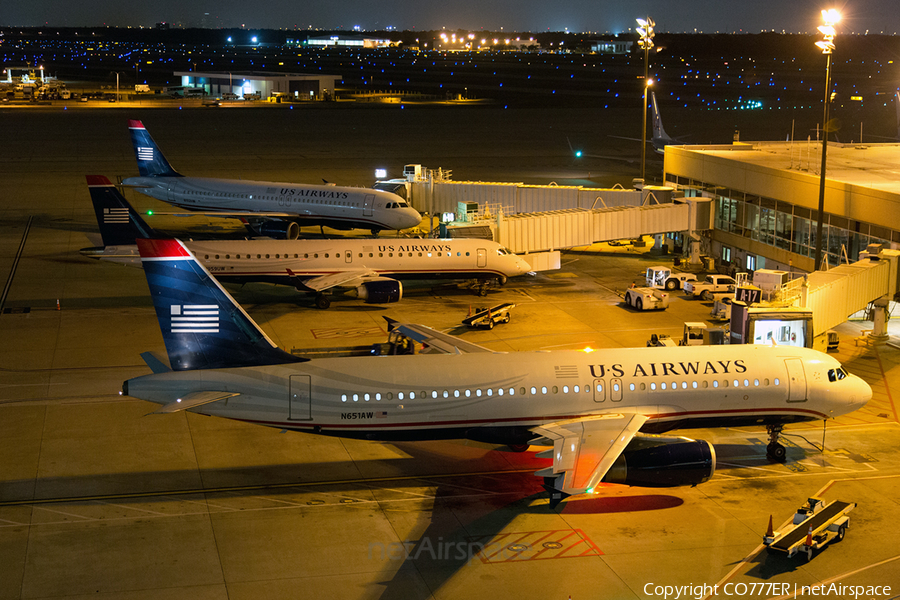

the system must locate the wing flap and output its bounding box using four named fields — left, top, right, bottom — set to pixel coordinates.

left=301, top=269, right=379, bottom=292
left=532, top=413, right=649, bottom=503
left=384, top=317, right=494, bottom=354
left=150, top=391, right=240, bottom=414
